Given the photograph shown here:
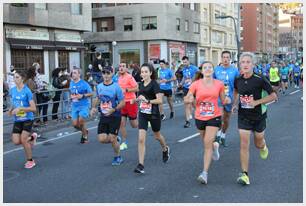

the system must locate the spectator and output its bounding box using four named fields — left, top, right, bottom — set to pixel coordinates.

left=131, top=64, right=142, bottom=83
left=58, top=67, right=71, bottom=119
left=92, top=52, right=105, bottom=84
